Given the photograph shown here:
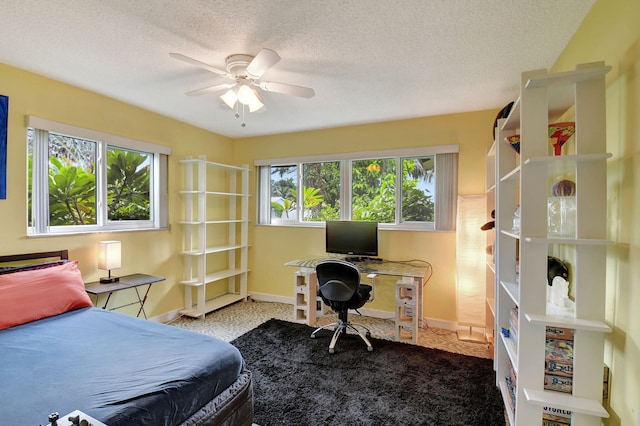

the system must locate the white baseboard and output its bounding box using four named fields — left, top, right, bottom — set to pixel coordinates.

left=248, top=292, right=461, bottom=331
left=248, top=292, right=292, bottom=304
left=151, top=308, right=182, bottom=323
left=153, top=294, right=470, bottom=333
